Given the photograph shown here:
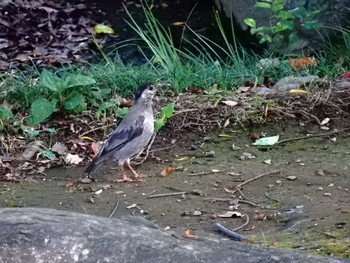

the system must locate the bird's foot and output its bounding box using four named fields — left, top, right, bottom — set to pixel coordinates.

left=133, top=173, right=146, bottom=179
left=115, top=175, right=134, bottom=183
